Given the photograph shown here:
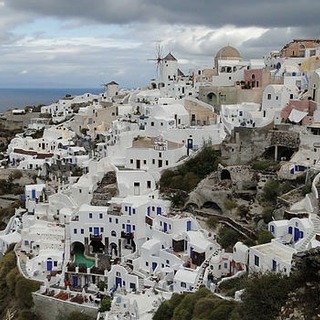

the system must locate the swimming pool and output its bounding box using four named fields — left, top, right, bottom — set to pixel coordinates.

left=74, top=251, right=95, bottom=268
